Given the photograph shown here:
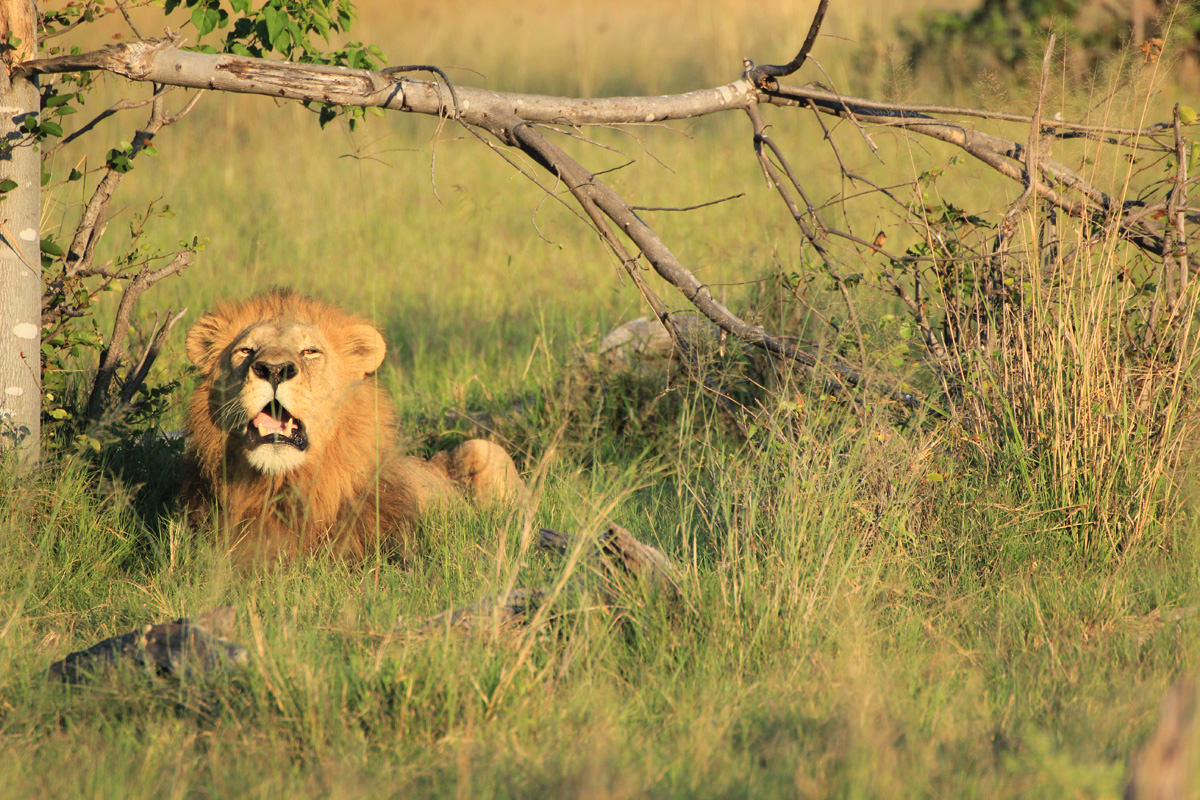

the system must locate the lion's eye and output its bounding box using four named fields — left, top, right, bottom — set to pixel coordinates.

left=232, top=346, right=253, bottom=361
left=301, top=348, right=321, bottom=359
